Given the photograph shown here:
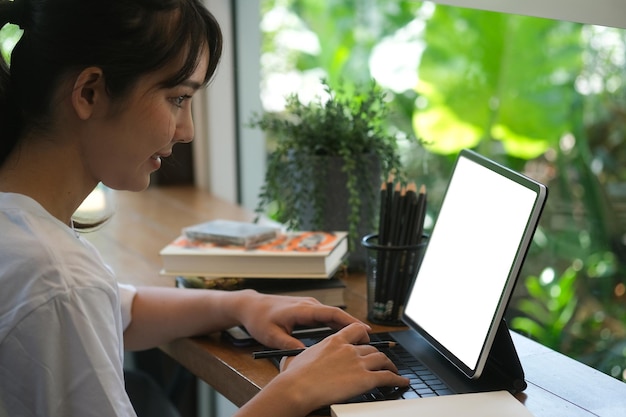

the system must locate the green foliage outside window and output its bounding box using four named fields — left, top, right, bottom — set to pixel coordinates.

left=259, top=0, right=626, bottom=381
left=0, top=24, right=22, bottom=64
